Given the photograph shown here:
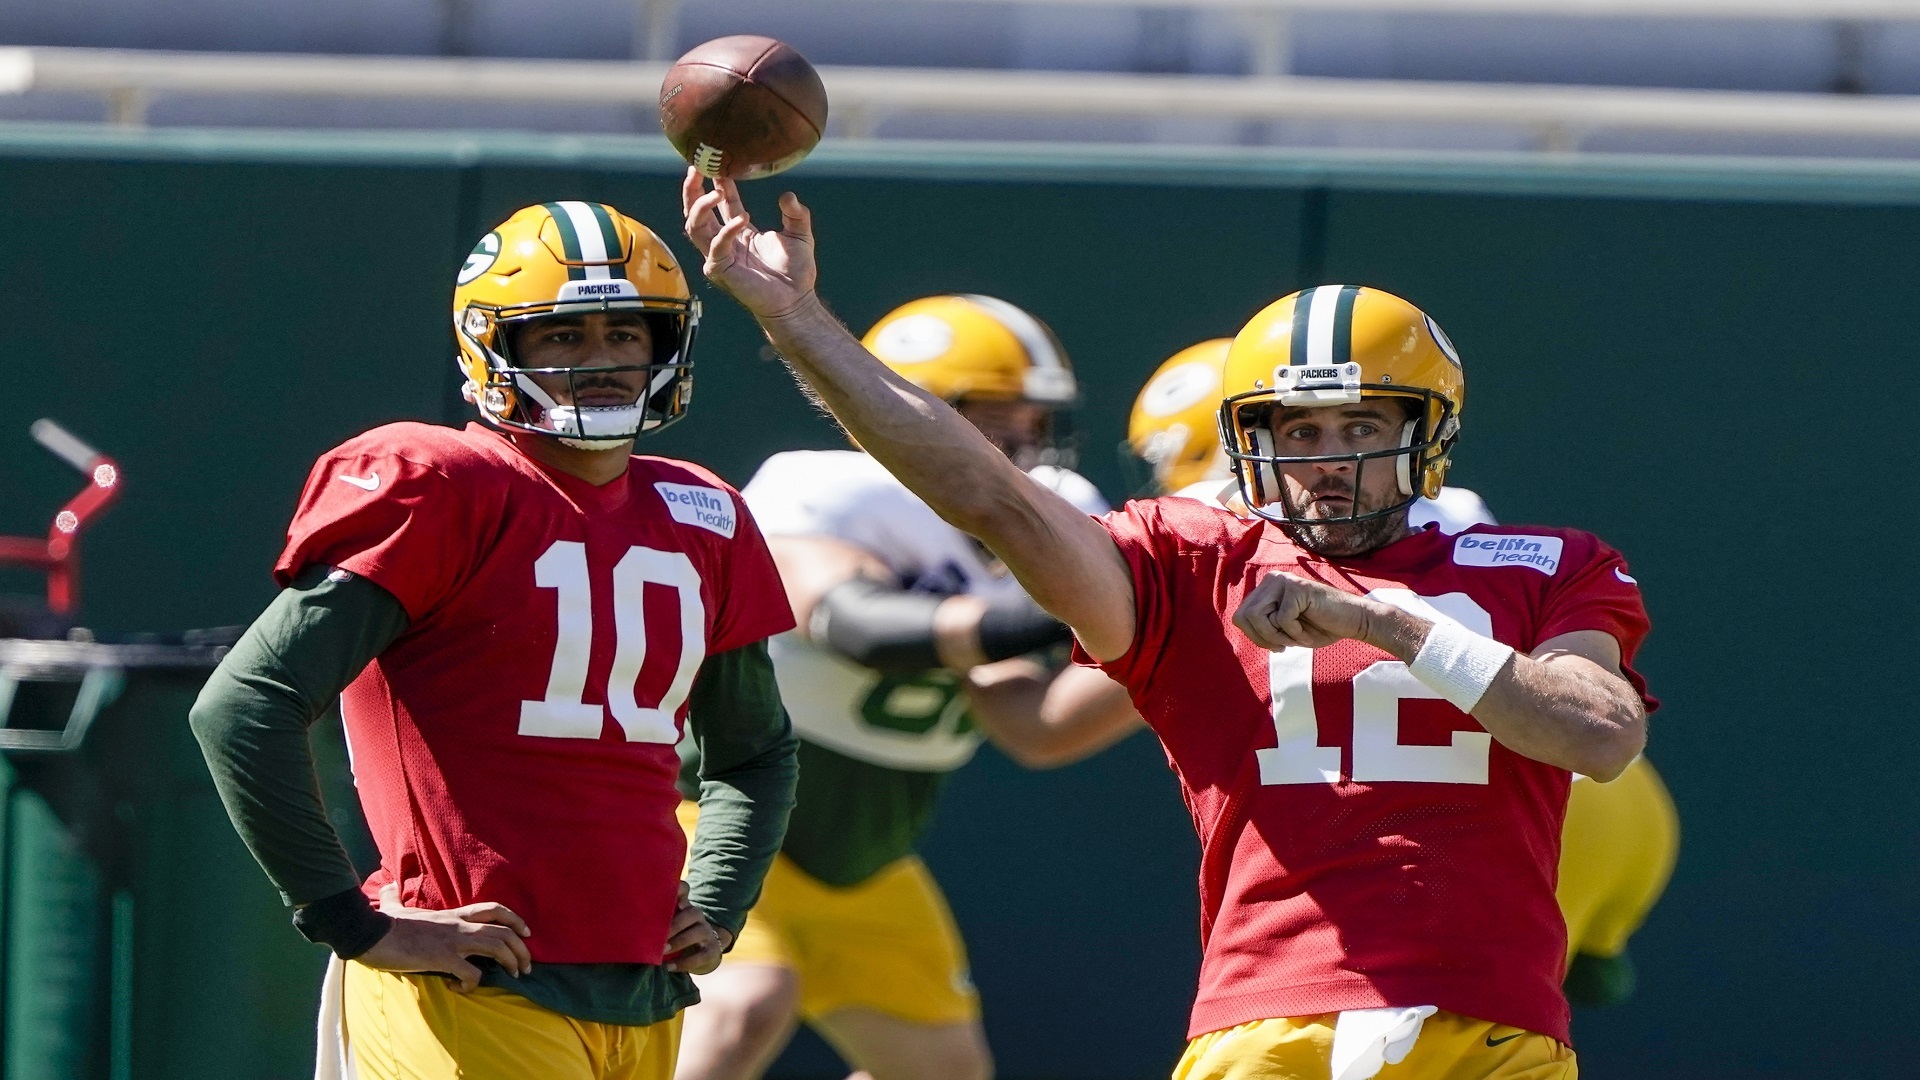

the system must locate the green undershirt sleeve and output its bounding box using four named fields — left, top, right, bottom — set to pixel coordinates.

left=682, top=639, right=799, bottom=938
left=188, top=566, right=410, bottom=907
left=1564, top=950, right=1638, bottom=1008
